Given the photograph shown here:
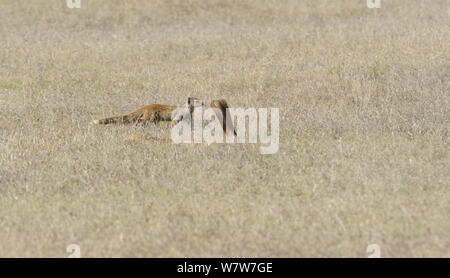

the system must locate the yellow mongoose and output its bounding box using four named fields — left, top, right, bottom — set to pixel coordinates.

left=91, top=104, right=179, bottom=126
left=122, top=98, right=236, bottom=142
left=90, top=98, right=204, bottom=126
